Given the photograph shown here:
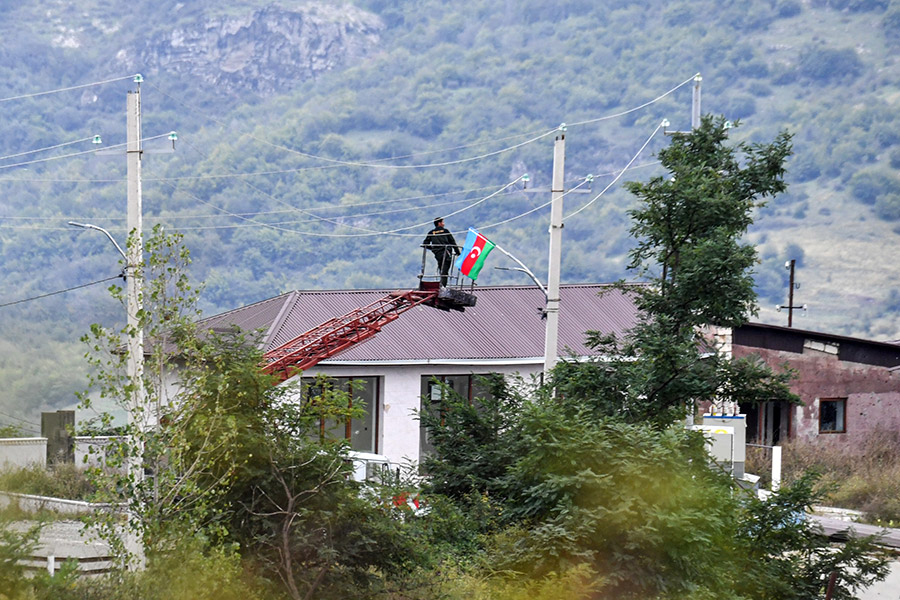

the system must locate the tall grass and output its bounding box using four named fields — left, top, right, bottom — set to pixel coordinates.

left=773, top=431, right=900, bottom=526
left=0, top=464, right=95, bottom=501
